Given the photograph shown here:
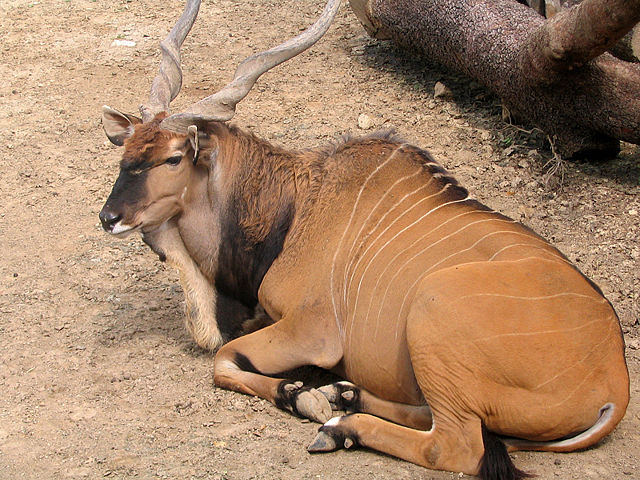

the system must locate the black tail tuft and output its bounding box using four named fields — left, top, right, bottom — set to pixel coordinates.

left=479, top=425, right=534, bottom=480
